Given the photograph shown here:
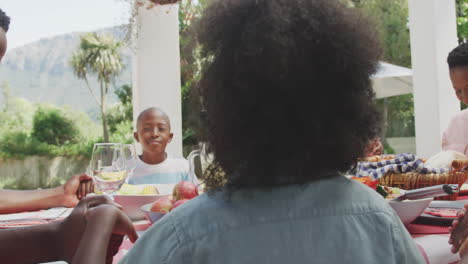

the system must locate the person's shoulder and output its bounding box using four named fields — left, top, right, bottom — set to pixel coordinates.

left=169, top=192, right=222, bottom=219
left=316, top=176, right=395, bottom=215
left=140, top=193, right=217, bottom=246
